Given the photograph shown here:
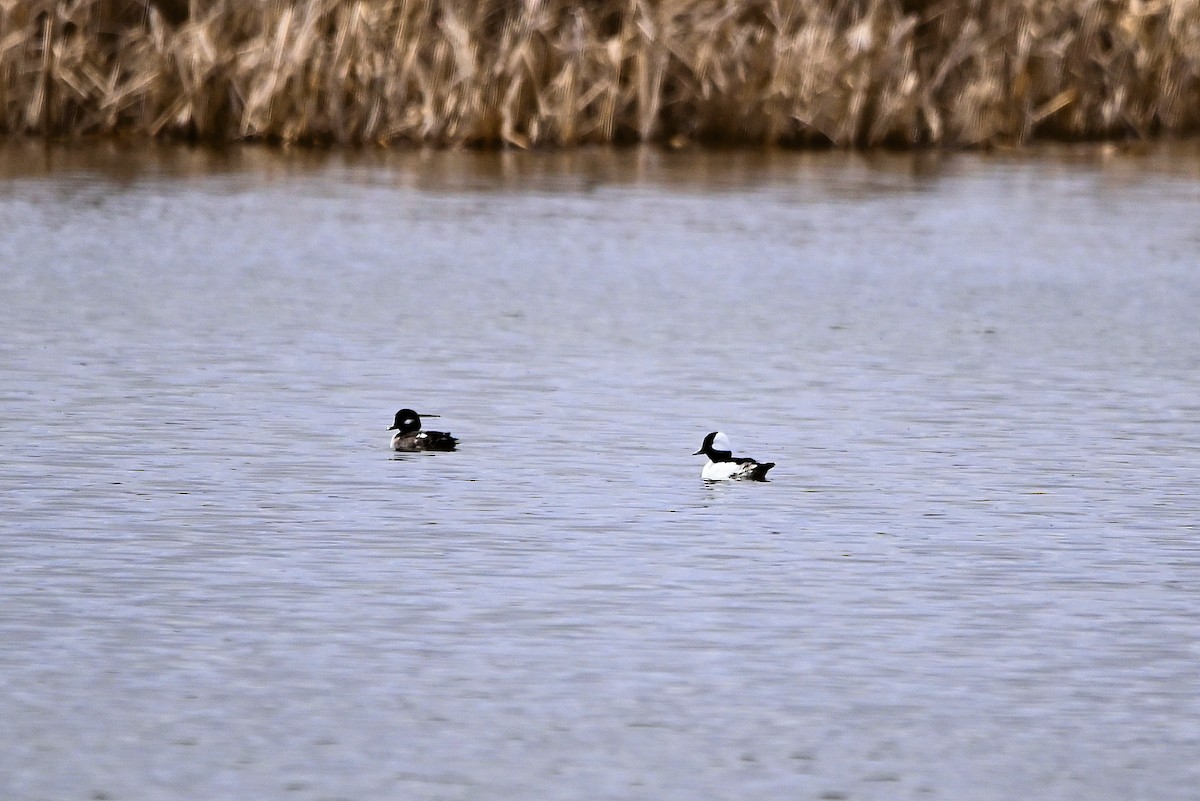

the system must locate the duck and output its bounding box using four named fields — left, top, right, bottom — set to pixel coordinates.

left=692, top=431, right=774, bottom=481
left=389, top=409, right=458, bottom=452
